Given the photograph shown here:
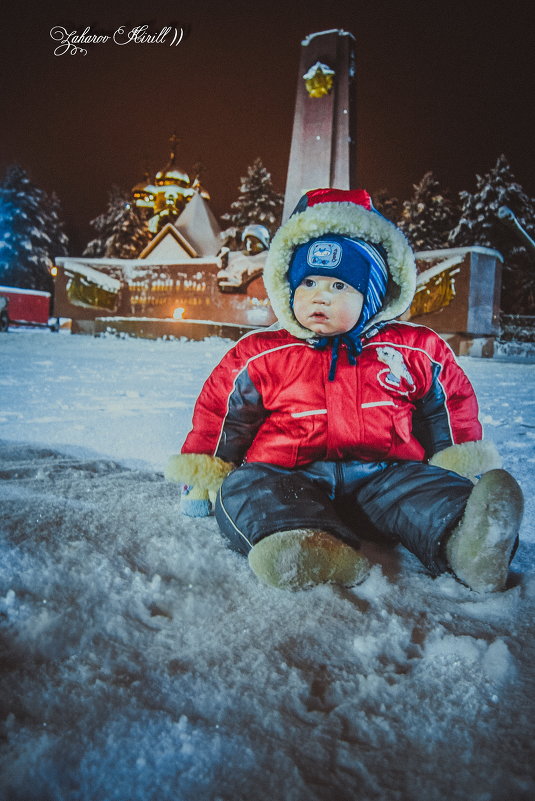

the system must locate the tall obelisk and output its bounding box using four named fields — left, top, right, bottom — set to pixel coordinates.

left=282, top=29, right=357, bottom=221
